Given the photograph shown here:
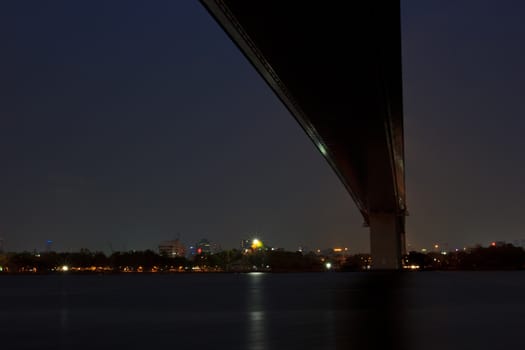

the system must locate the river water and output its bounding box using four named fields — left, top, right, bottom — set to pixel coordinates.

left=1, top=271, right=524, bottom=349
